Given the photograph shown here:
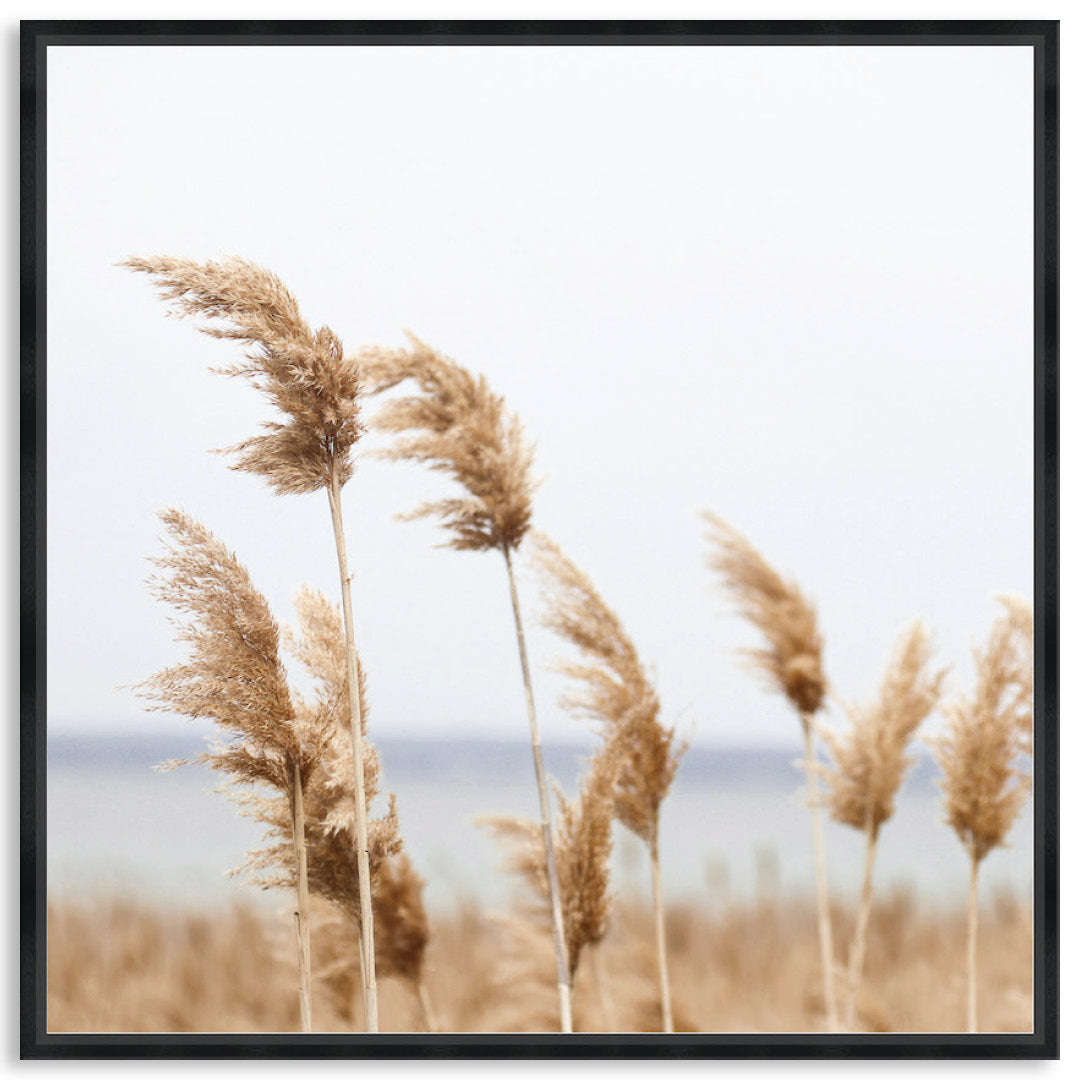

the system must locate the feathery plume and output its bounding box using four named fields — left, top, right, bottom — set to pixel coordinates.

left=529, top=532, right=683, bottom=849
left=372, top=852, right=431, bottom=991
left=358, top=334, right=537, bottom=552
left=284, top=584, right=368, bottom=737
left=123, top=255, right=363, bottom=495
left=529, top=531, right=683, bottom=1031
left=486, top=741, right=619, bottom=981
left=701, top=512, right=826, bottom=719
left=933, top=604, right=1033, bottom=865
left=823, top=622, right=946, bottom=838
left=996, top=594, right=1033, bottom=754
